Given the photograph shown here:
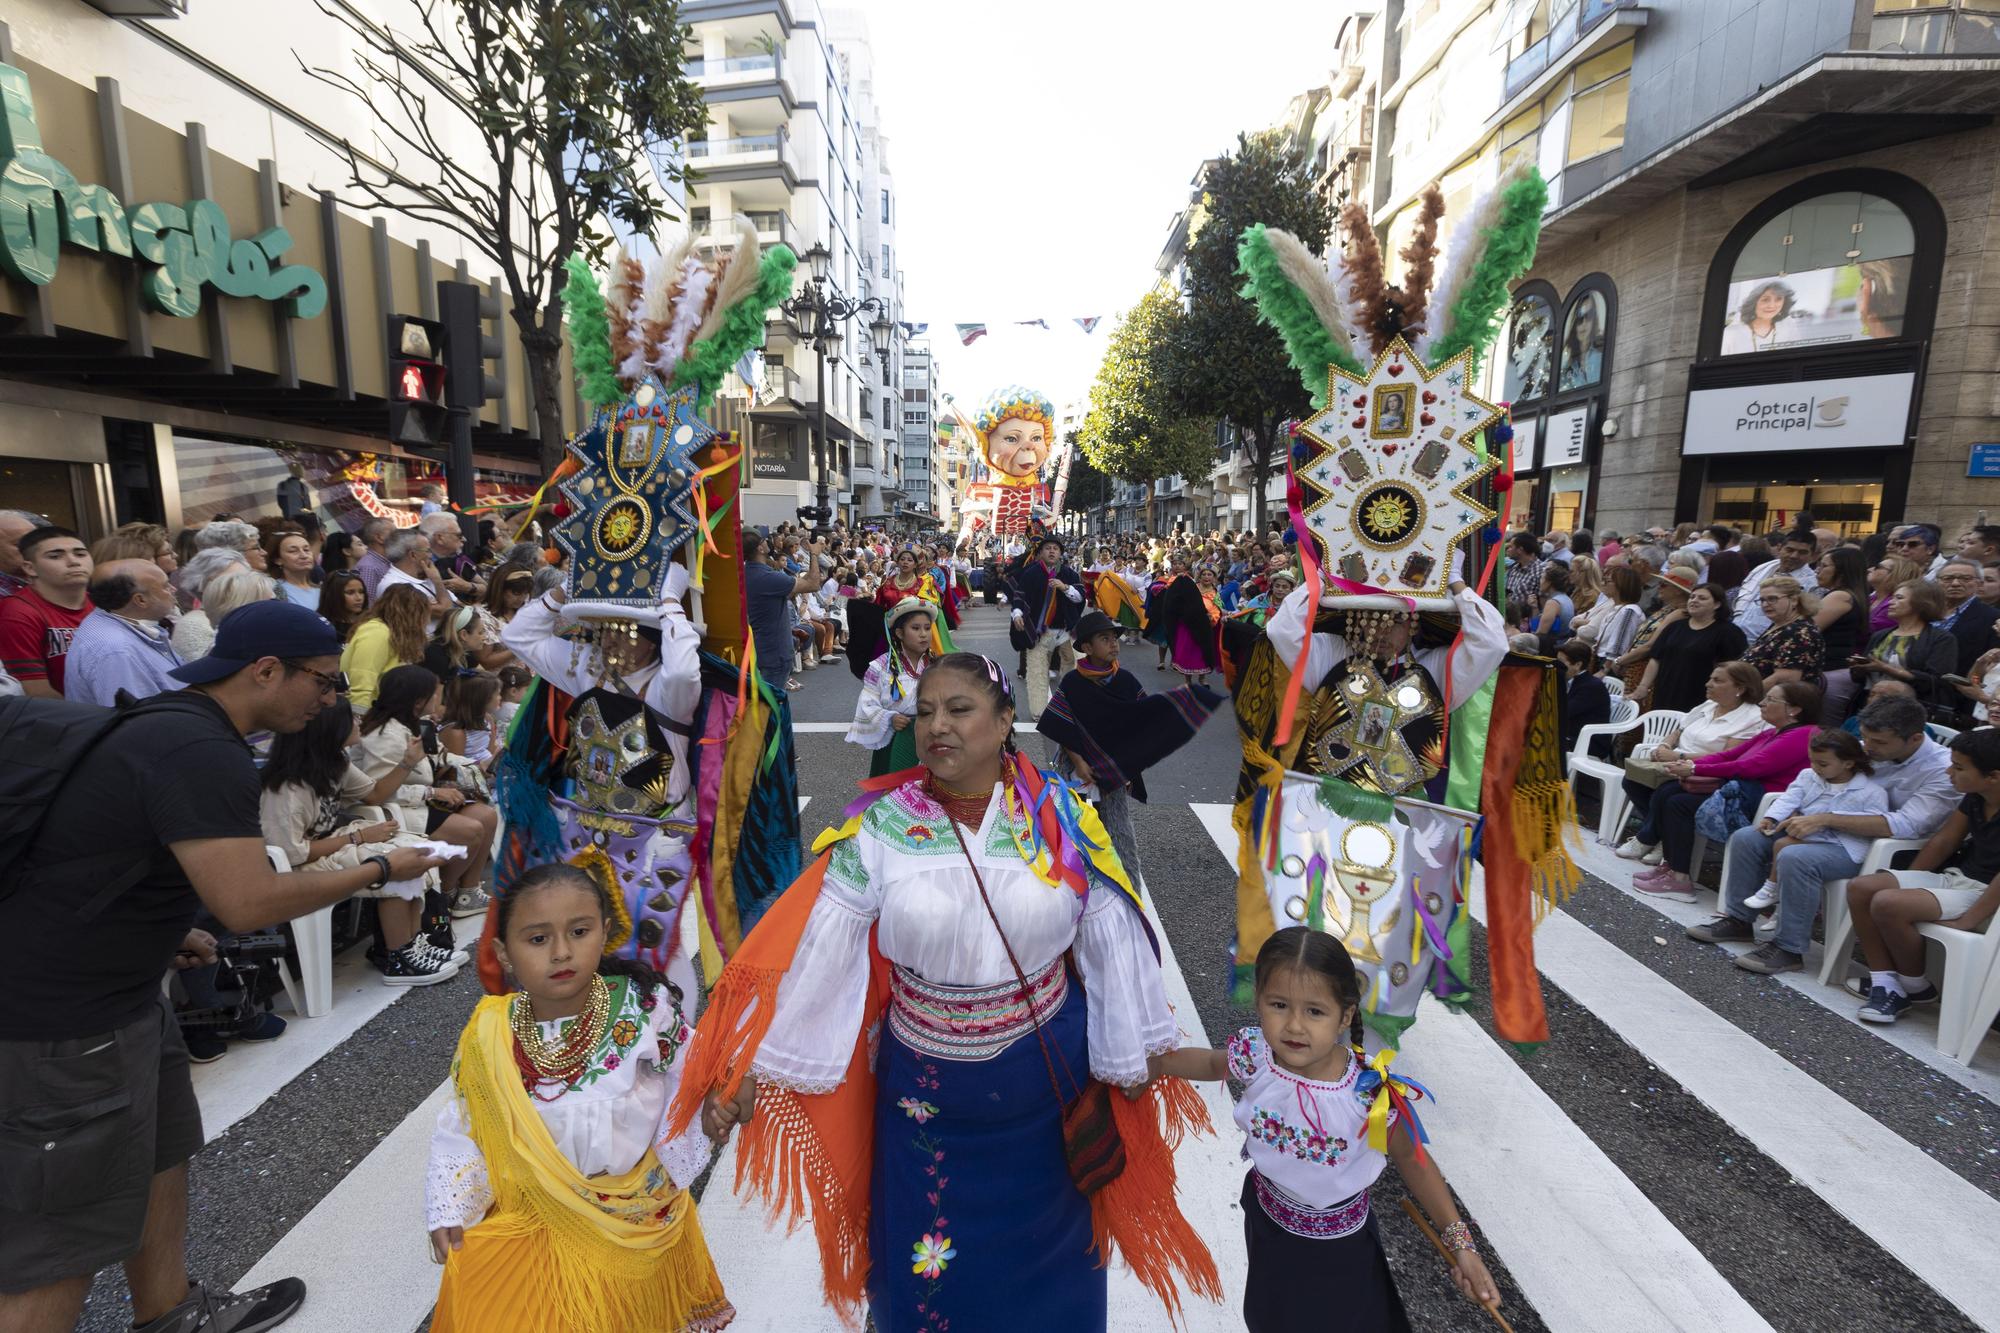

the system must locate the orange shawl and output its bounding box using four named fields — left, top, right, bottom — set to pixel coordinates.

left=668, top=760, right=1220, bottom=1323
